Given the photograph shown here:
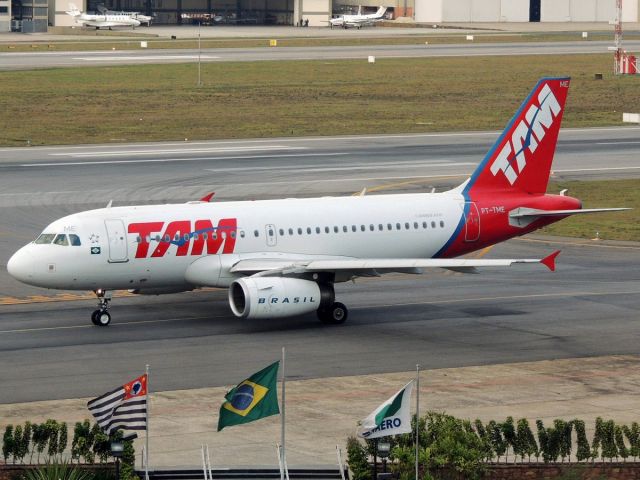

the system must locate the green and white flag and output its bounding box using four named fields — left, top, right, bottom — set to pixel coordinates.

left=217, top=361, right=280, bottom=432
left=358, top=380, right=414, bottom=439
